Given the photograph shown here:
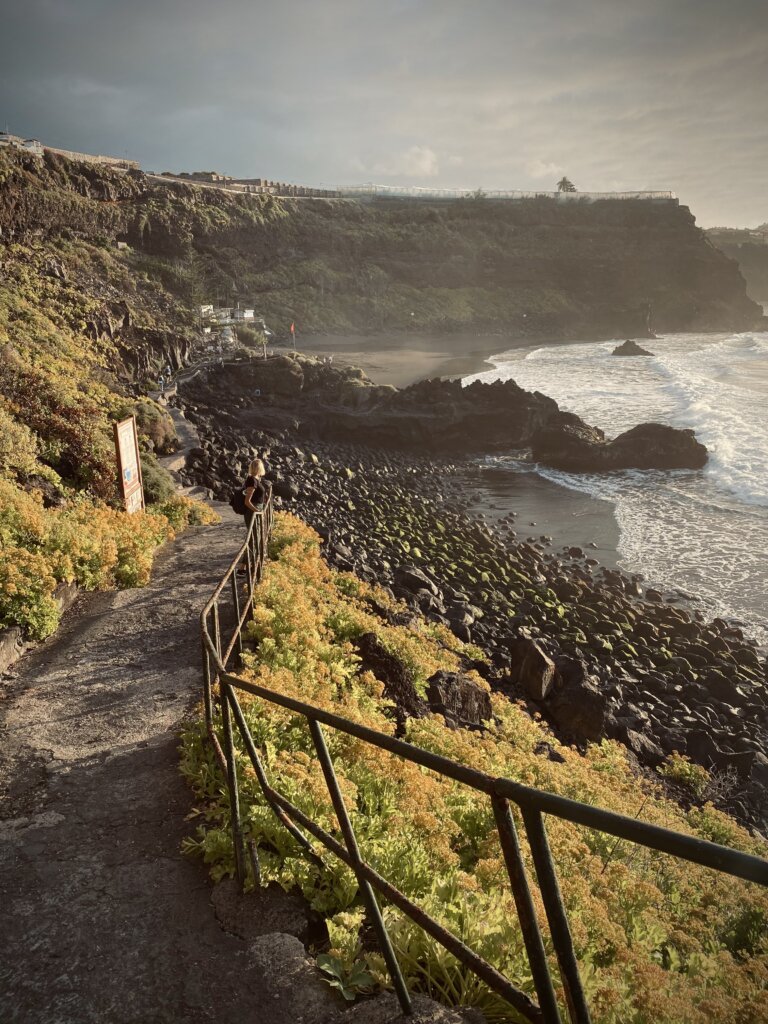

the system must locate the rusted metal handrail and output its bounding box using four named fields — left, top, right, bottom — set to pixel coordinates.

left=200, top=501, right=768, bottom=1024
